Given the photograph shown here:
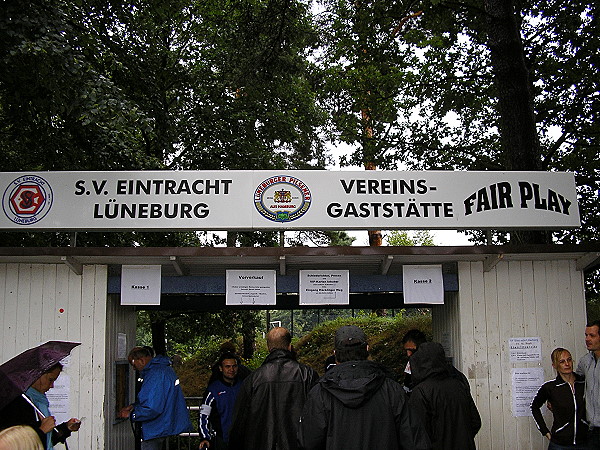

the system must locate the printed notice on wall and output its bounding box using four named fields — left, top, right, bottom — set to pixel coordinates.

left=403, top=265, right=444, bottom=304
left=121, top=265, right=162, bottom=306
left=512, top=368, right=544, bottom=417
left=117, top=332, right=127, bottom=359
left=47, top=374, right=71, bottom=424
left=226, top=270, right=276, bottom=305
left=509, top=337, right=542, bottom=362
left=299, top=270, right=349, bottom=305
